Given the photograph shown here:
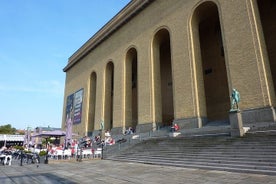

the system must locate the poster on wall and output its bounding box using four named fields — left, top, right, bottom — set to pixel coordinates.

left=65, top=88, right=84, bottom=125
left=73, top=88, right=84, bottom=124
